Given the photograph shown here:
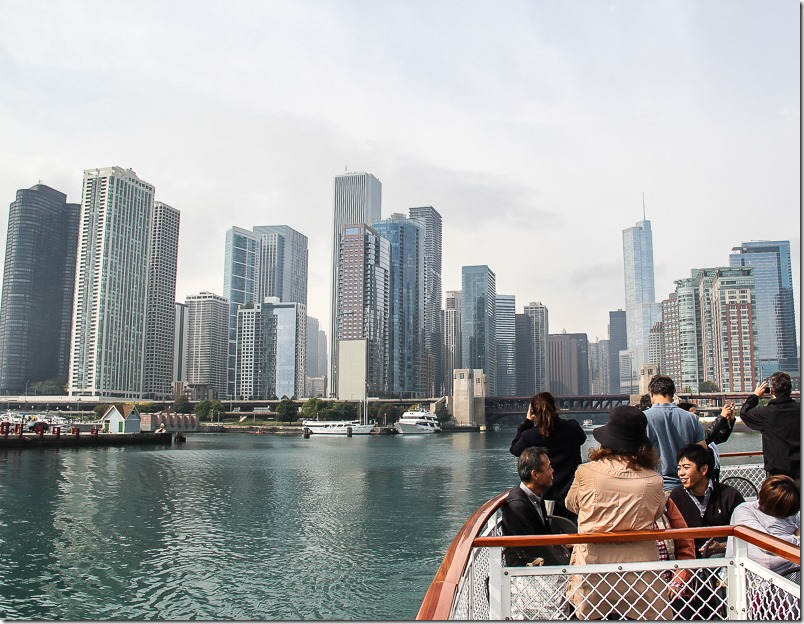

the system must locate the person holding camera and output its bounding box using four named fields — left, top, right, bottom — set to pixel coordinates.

left=740, top=371, right=800, bottom=482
